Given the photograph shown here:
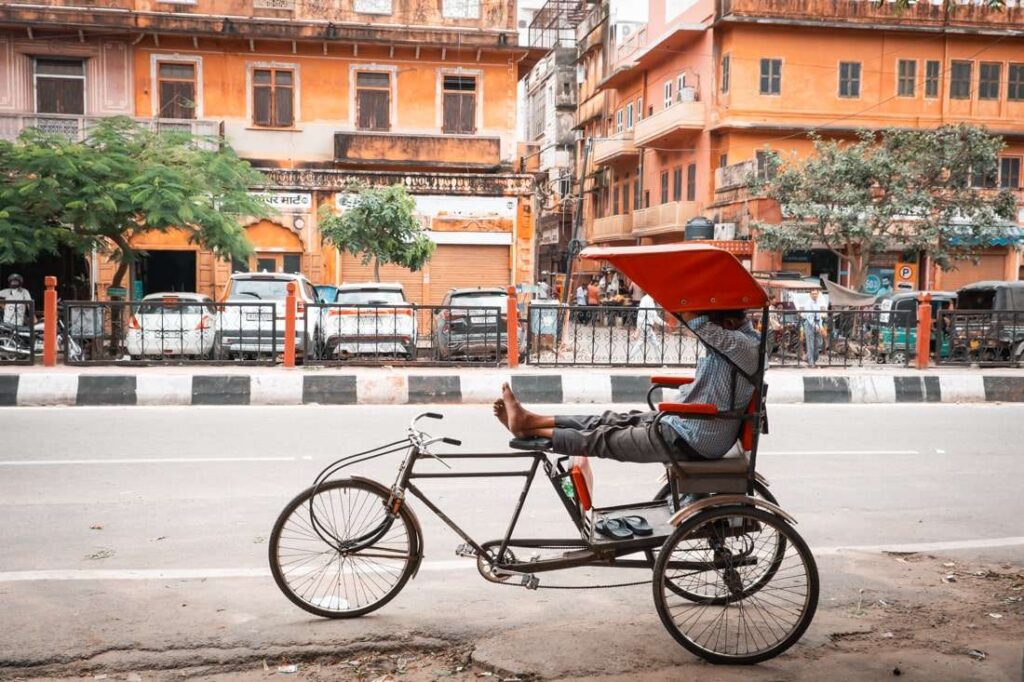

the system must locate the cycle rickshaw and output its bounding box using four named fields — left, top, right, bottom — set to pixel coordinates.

left=269, top=244, right=819, bottom=665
